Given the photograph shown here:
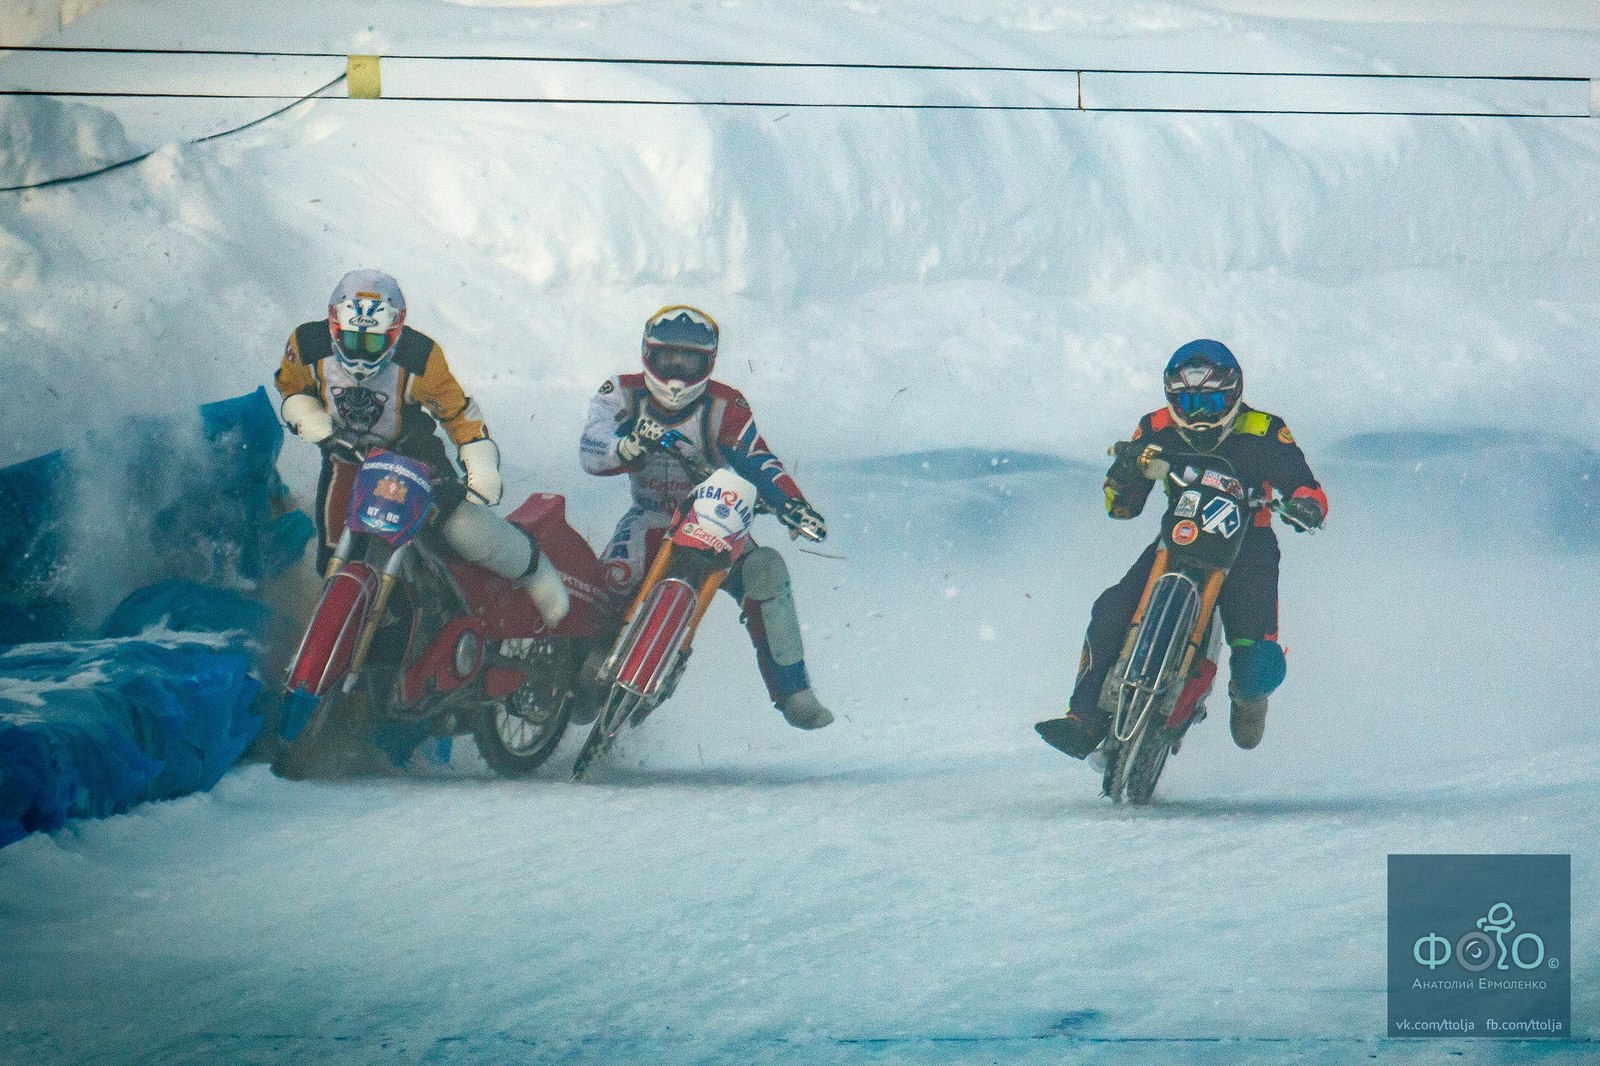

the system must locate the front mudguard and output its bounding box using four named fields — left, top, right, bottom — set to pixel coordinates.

left=279, top=688, right=320, bottom=743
